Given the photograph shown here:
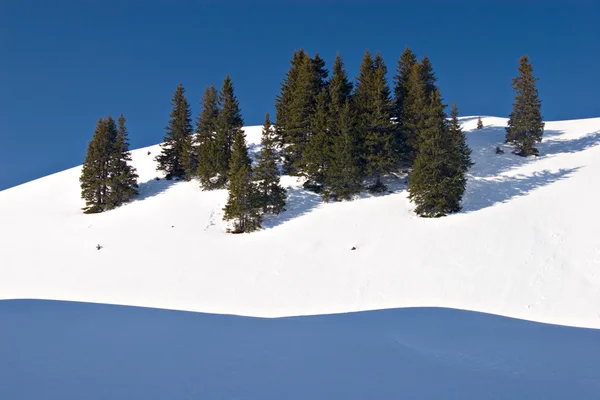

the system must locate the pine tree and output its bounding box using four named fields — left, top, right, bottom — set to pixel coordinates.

left=393, top=47, right=417, bottom=158
left=325, top=100, right=362, bottom=201
left=156, top=84, right=193, bottom=179
left=505, top=55, right=544, bottom=156
left=354, top=51, right=395, bottom=191
left=195, top=85, right=221, bottom=189
left=223, top=128, right=262, bottom=233
left=106, top=114, right=138, bottom=209
left=301, top=88, right=330, bottom=190
left=214, top=75, right=244, bottom=186
left=275, top=49, right=308, bottom=147
left=80, top=118, right=112, bottom=213
left=449, top=103, right=474, bottom=174
left=408, top=90, right=467, bottom=217
left=328, top=54, right=353, bottom=133
left=476, top=116, right=484, bottom=129
left=254, top=114, right=286, bottom=214
left=419, top=56, right=437, bottom=98
left=401, top=61, right=429, bottom=163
